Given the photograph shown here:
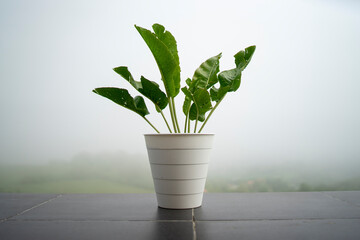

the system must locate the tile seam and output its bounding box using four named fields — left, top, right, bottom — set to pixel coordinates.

left=194, top=217, right=360, bottom=222
left=4, top=218, right=360, bottom=223
left=0, top=194, right=62, bottom=224
left=5, top=219, right=193, bottom=223
left=192, top=209, right=197, bottom=240
left=321, top=192, right=360, bottom=208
